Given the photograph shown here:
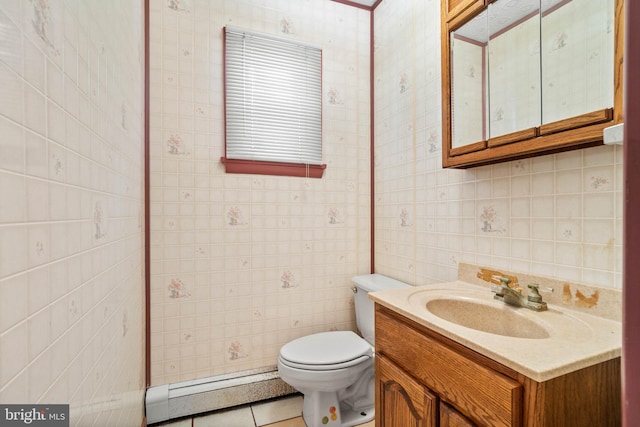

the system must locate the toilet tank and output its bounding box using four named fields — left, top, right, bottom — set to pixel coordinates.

left=352, top=274, right=411, bottom=345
